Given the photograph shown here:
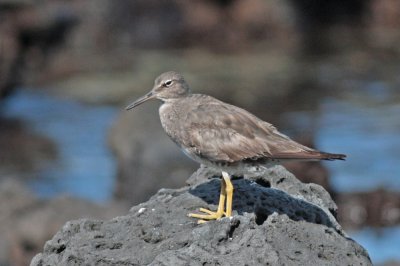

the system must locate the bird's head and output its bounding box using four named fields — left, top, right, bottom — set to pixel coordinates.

left=126, top=71, right=190, bottom=110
